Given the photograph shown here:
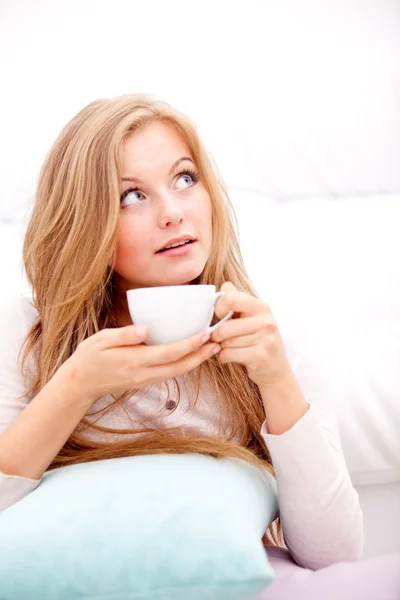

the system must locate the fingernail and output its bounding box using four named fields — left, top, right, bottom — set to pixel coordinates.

left=212, top=345, right=221, bottom=354
left=201, top=333, right=210, bottom=344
